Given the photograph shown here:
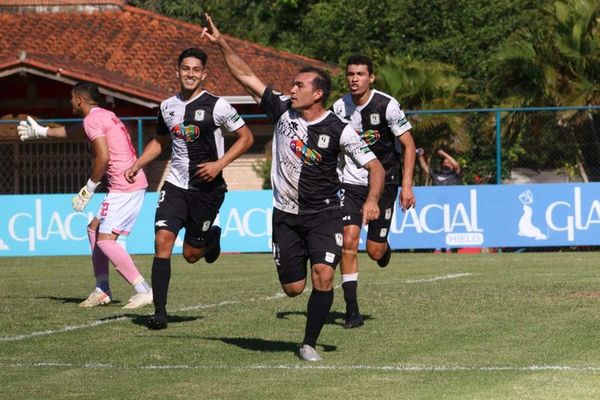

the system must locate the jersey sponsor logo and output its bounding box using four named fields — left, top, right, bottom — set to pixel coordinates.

left=290, top=139, right=322, bottom=165
left=361, top=129, right=380, bottom=145
left=171, top=123, right=200, bottom=142
left=370, top=113, right=381, bottom=125
left=194, top=110, right=205, bottom=121
left=317, top=134, right=330, bottom=149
